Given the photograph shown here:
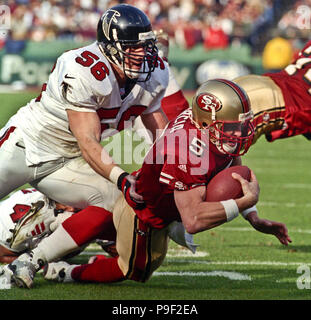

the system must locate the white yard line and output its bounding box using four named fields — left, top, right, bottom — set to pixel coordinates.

left=165, top=259, right=311, bottom=266
left=220, top=226, right=311, bottom=234
left=153, top=271, right=252, bottom=281
left=258, top=201, right=311, bottom=208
